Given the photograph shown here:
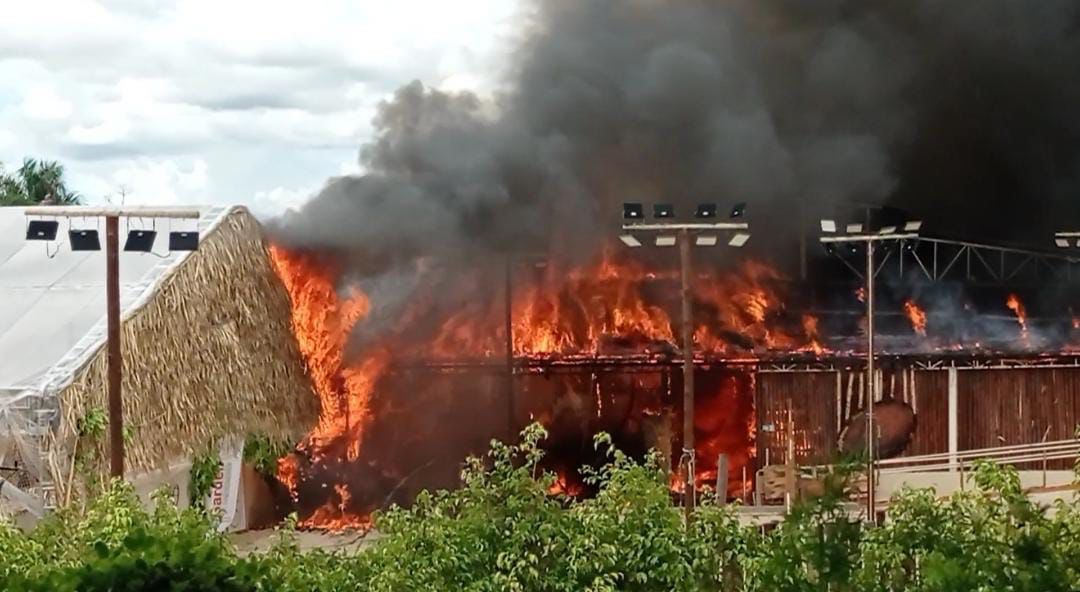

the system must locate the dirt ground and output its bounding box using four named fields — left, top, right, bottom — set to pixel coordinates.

left=229, top=528, right=383, bottom=556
